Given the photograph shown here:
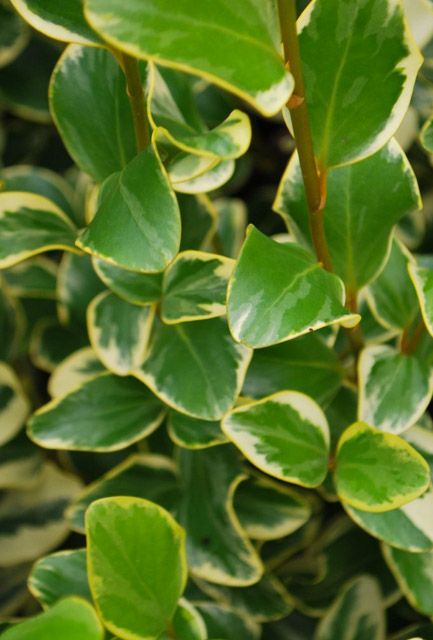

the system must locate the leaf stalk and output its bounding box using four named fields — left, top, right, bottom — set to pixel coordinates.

left=118, top=51, right=150, bottom=152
